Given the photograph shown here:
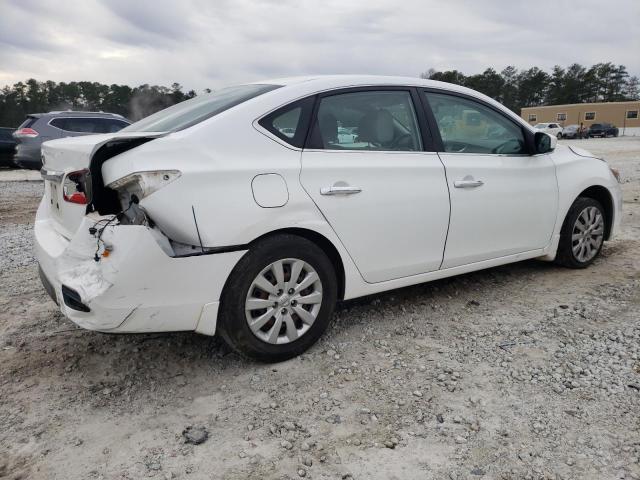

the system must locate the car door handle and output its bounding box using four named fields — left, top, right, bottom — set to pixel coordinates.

left=454, top=179, right=484, bottom=188
left=320, top=185, right=362, bottom=195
